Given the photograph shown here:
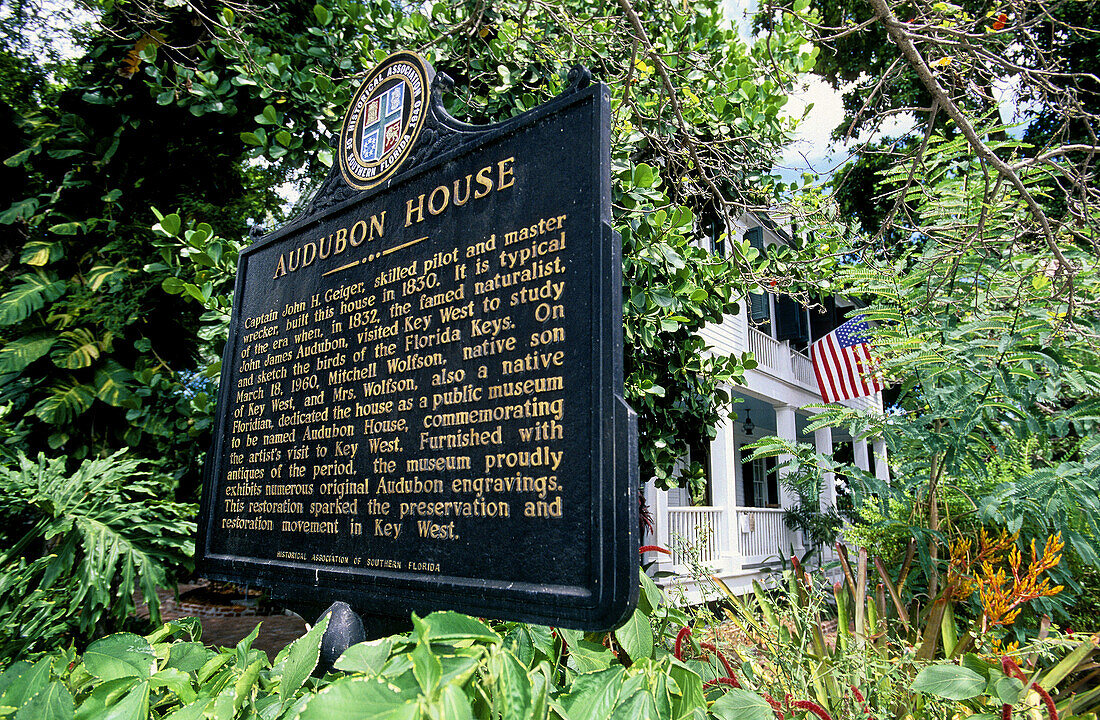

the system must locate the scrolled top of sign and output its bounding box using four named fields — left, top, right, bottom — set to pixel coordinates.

left=338, top=52, right=431, bottom=190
